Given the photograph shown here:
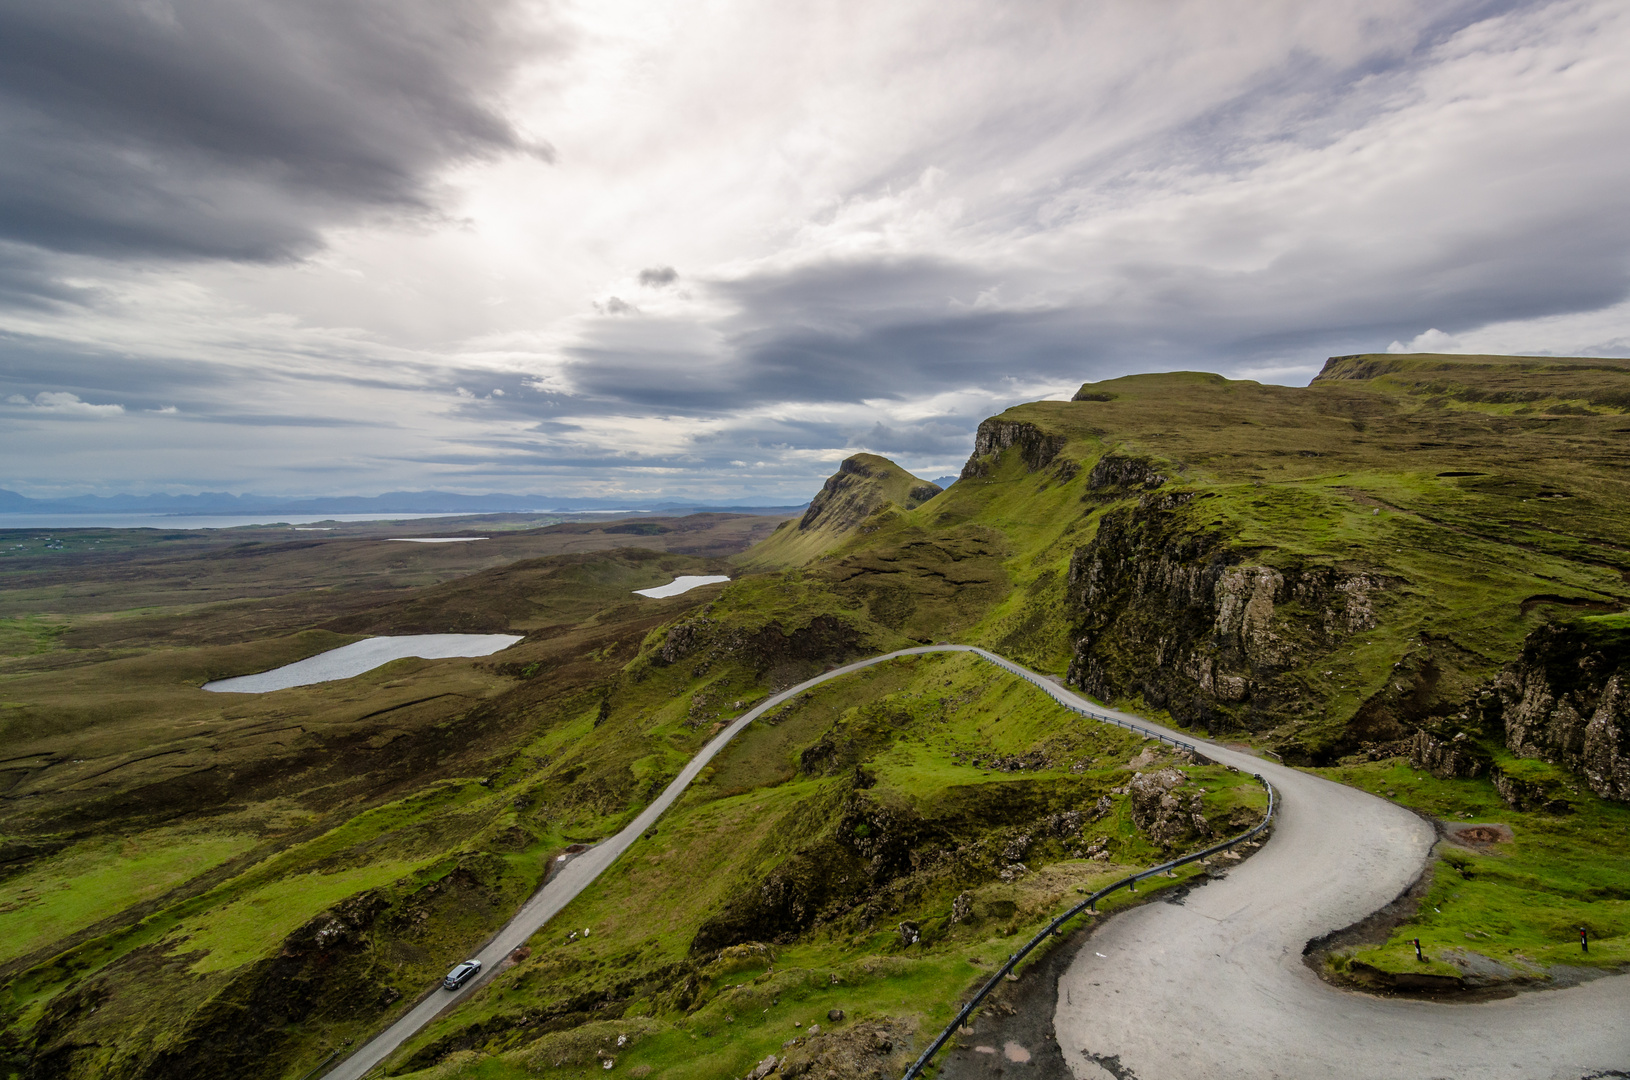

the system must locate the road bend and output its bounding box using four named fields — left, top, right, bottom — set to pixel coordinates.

left=1047, top=721, right=1630, bottom=1078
